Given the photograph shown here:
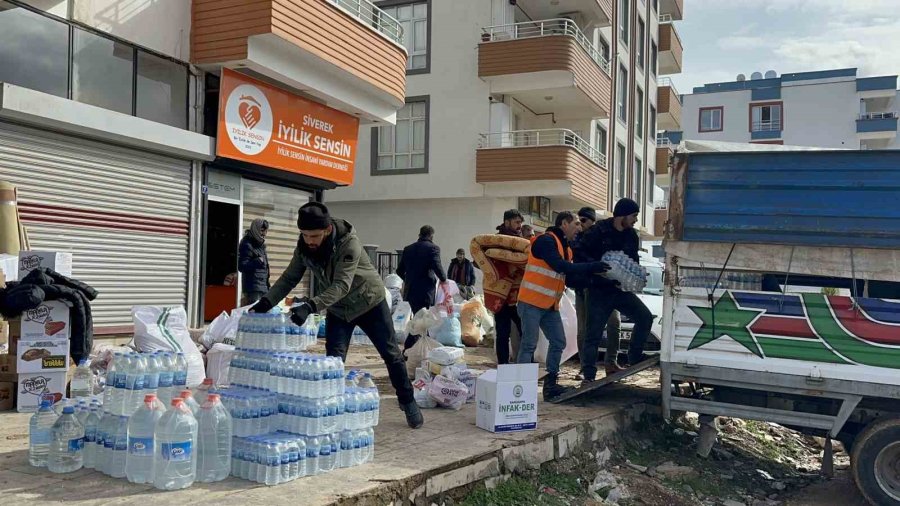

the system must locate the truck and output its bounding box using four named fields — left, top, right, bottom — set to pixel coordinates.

left=659, top=141, right=900, bottom=505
